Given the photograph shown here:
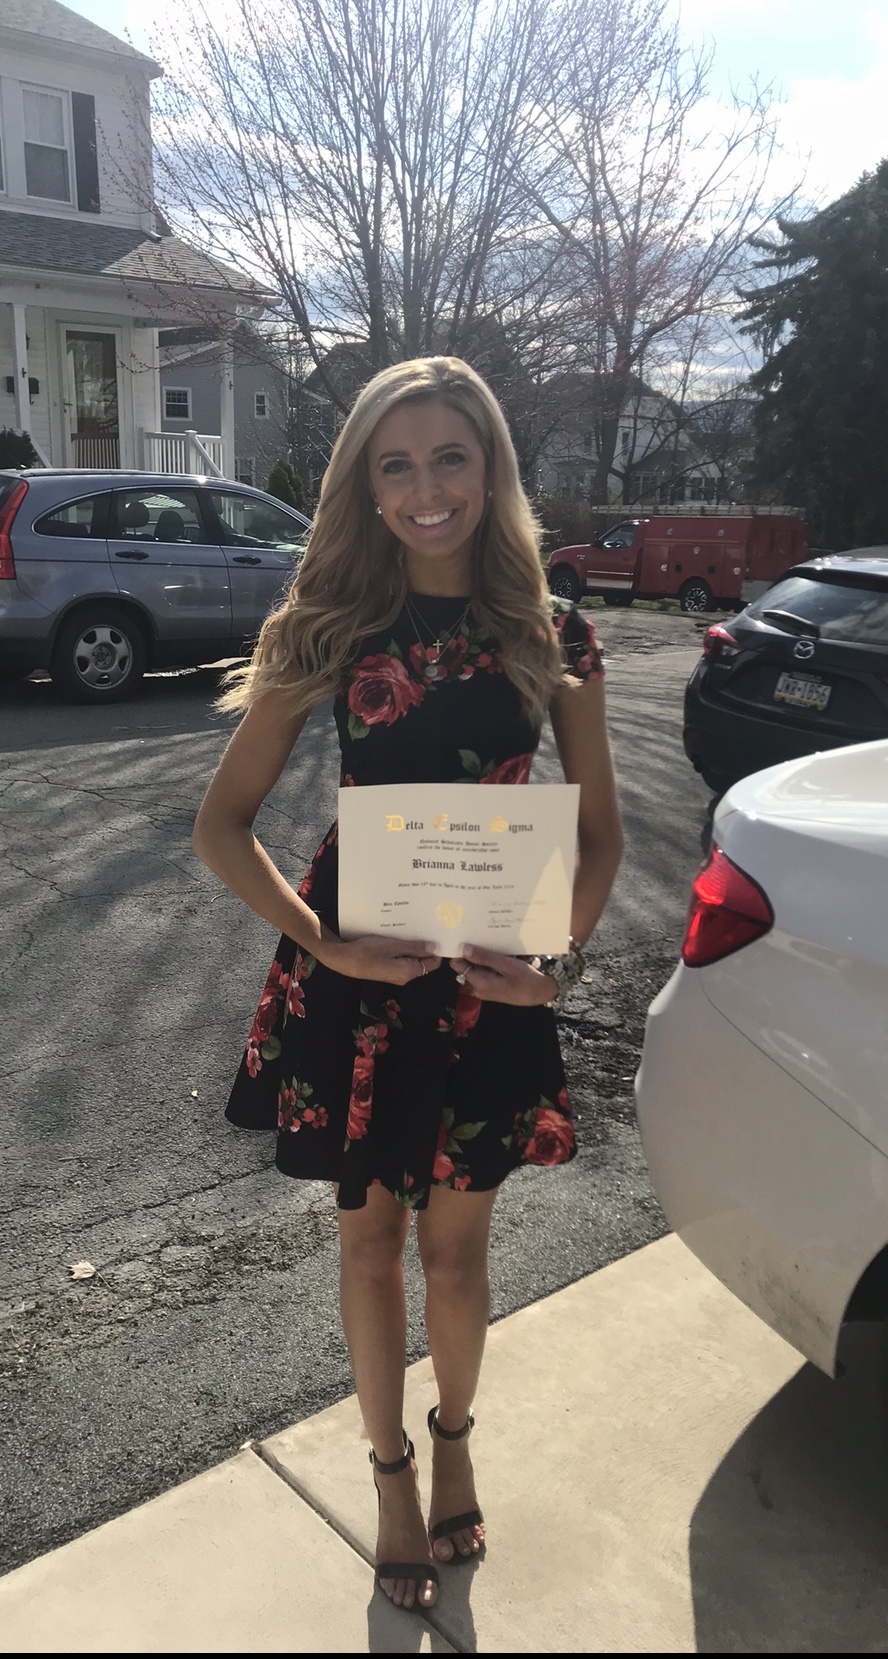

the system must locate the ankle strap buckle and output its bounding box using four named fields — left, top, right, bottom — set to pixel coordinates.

left=428, top=1406, right=475, bottom=1441
left=369, top=1431, right=414, bottom=1475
